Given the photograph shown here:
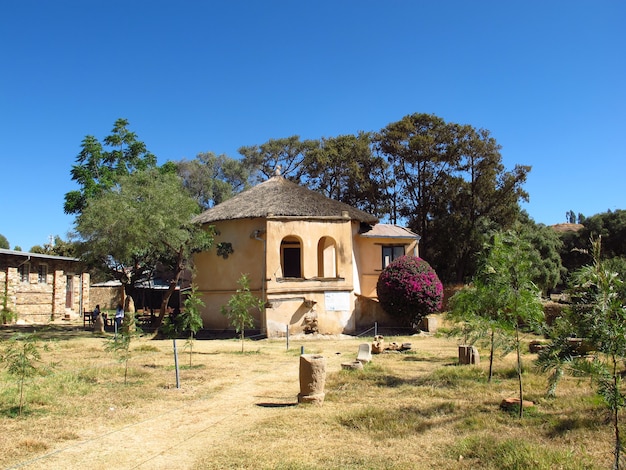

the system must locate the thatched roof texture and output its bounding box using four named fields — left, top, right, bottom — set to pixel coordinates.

left=192, top=175, right=378, bottom=225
